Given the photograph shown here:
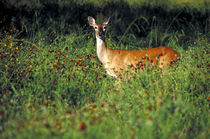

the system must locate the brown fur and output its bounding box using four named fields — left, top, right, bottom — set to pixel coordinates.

left=88, top=16, right=180, bottom=78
